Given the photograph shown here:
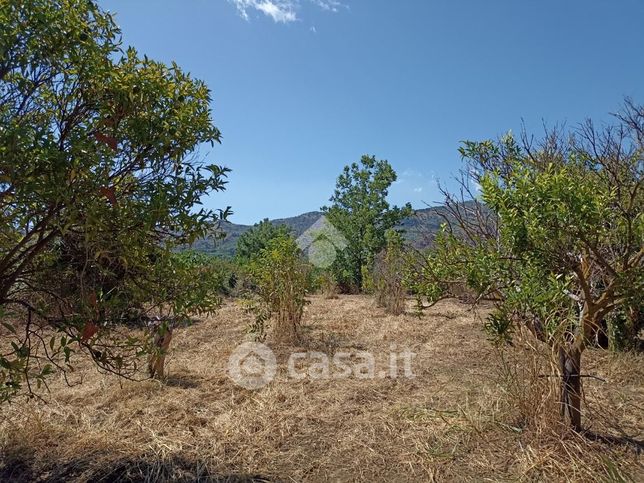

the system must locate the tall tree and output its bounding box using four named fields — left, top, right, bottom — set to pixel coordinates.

left=322, top=155, right=412, bottom=291
left=0, top=0, right=229, bottom=399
